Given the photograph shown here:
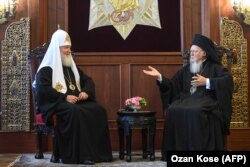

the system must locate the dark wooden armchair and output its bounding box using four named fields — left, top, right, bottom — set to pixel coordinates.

left=28, top=43, right=59, bottom=163
left=161, top=44, right=236, bottom=160
left=183, top=44, right=237, bottom=151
